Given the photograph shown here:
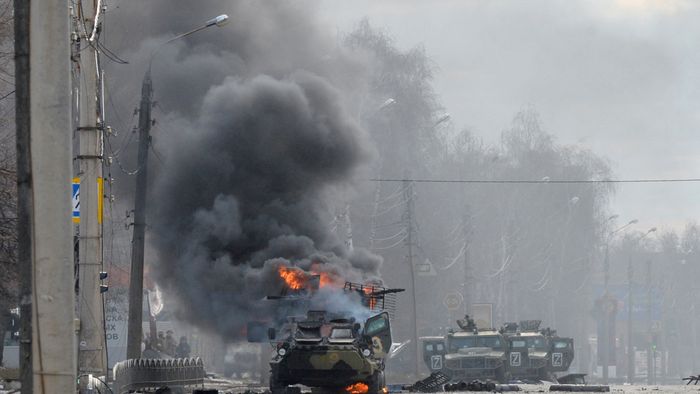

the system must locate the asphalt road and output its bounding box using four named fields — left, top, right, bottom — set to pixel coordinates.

left=203, top=378, right=700, bottom=393
left=483, top=384, right=697, bottom=393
